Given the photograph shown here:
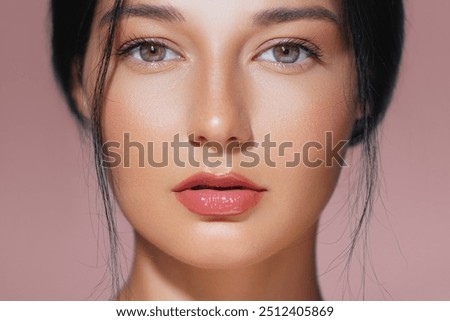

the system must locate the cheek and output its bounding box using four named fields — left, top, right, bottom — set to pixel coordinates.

left=240, top=60, right=356, bottom=246
left=248, top=60, right=356, bottom=142
left=101, top=66, right=190, bottom=195
left=103, top=68, right=188, bottom=139
left=101, top=67, right=188, bottom=226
